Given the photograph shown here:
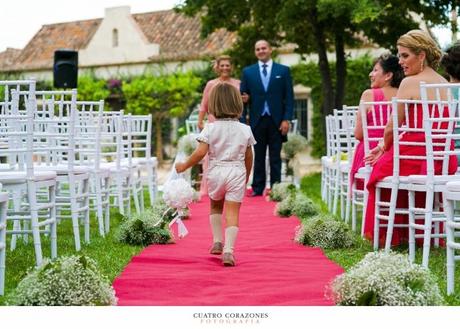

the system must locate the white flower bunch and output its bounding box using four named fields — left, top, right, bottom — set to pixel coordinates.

left=8, top=255, right=117, bottom=306
left=116, top=206, right=172, bottom=246
left=275, top=192, right=318, bottom=218
left=282, top=133, right=308, bottom=160
left=163, top=177, right=195, bottom=209
left=295, top=215, right=354, bottom=249
left=269, top=182, right=295, bottom=202
left=177, top=133, right=198, bottom=155
left=329, top=251, right=444, bottom=306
